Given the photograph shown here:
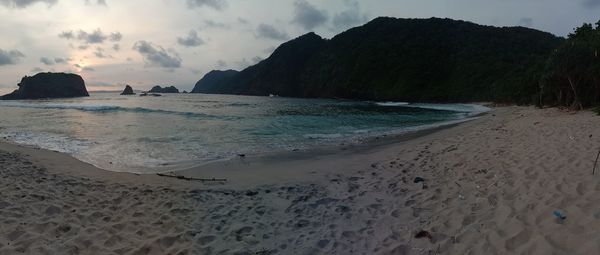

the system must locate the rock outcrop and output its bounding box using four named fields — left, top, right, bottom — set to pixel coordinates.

left=1, top=72, right=89, bottom=100
left=148, top=86, right=179, bottom=93
left=120, top=85, right=136, bottom=95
